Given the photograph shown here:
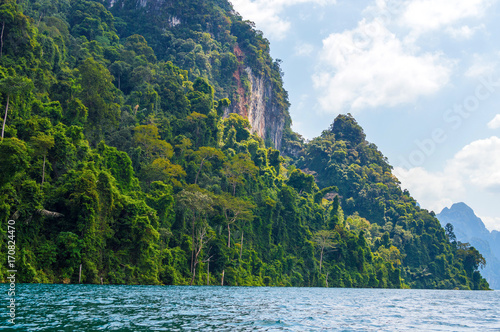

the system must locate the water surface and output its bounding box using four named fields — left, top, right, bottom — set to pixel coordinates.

left=2, top=284, right=499, bottom=331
